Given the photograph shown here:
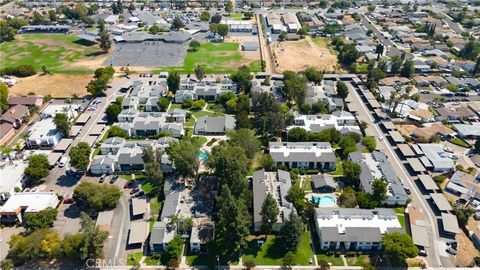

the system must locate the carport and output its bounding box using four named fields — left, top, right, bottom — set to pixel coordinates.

left=47, top=152, right=63, bottom=167
left=131, top=198, right=147, bottom=217
left=54, top=138, right=73, bottom=153
left=89, top=125, right=105, bottom=136
left=430, top=193, right=453, bottom=212
left=389, top=130, right=405, bottom=144
left=411, top=224, right=429, bottom=248
left=75, top=114, right=91, bottom=125
left=84, top=136, right=98, bottom=147
left=441, top=213, right=459, bottom=235
left=407, top=158, right=427, bottom=173
left=398, top=144, right=415, bottom=158
left=128, top=221, right=148, bottom=246
left=382, top=121, right=396, bottom=131
left=418, top=175, right=439, bottom=191
left=70, top=125, right=82, bottom=138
